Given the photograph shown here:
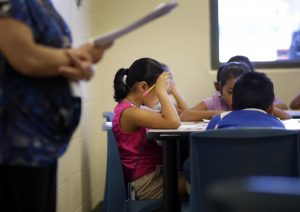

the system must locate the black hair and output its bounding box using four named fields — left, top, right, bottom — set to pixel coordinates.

left=160, top=63, right=169, bottom=72
left=227, top=55, right=255, bottom=71
left=219, top=62, right=251, bottom=88
left=232, top=72, right=274, bottom=111
left=113, top=58, right=164, bottom=102
left=216, top=64, right=225, bottom=83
